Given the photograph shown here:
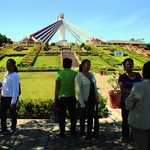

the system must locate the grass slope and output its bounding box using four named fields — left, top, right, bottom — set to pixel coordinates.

left=0, top=72, right=57, bottom=100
